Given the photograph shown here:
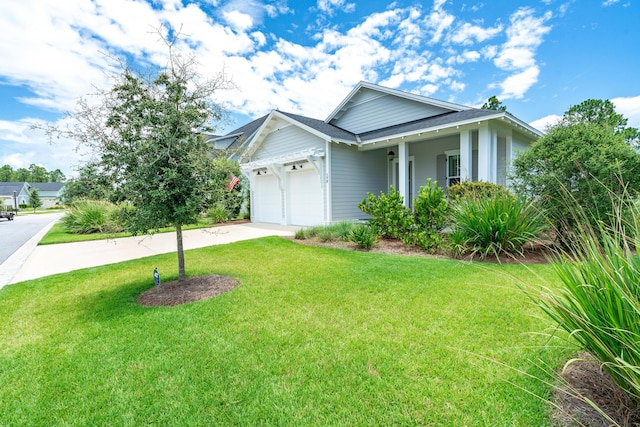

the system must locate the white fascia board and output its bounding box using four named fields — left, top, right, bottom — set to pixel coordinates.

left=358, top=112, right=541, bottom=147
